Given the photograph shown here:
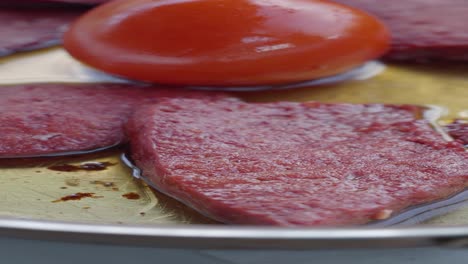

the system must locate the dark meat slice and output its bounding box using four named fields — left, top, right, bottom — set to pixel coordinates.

left=332, top=0, right=468, bottom=61
left=446, top=120, right=468, bottom=145
left=6, top=0, right=107, bottom=5
left=0, top=6, right=85, bottom=57
left=0, top=84, right=216, bottom=157
left=127, top=98, right=468, bottom=226
left=47, top=0, right=109, bottom=4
